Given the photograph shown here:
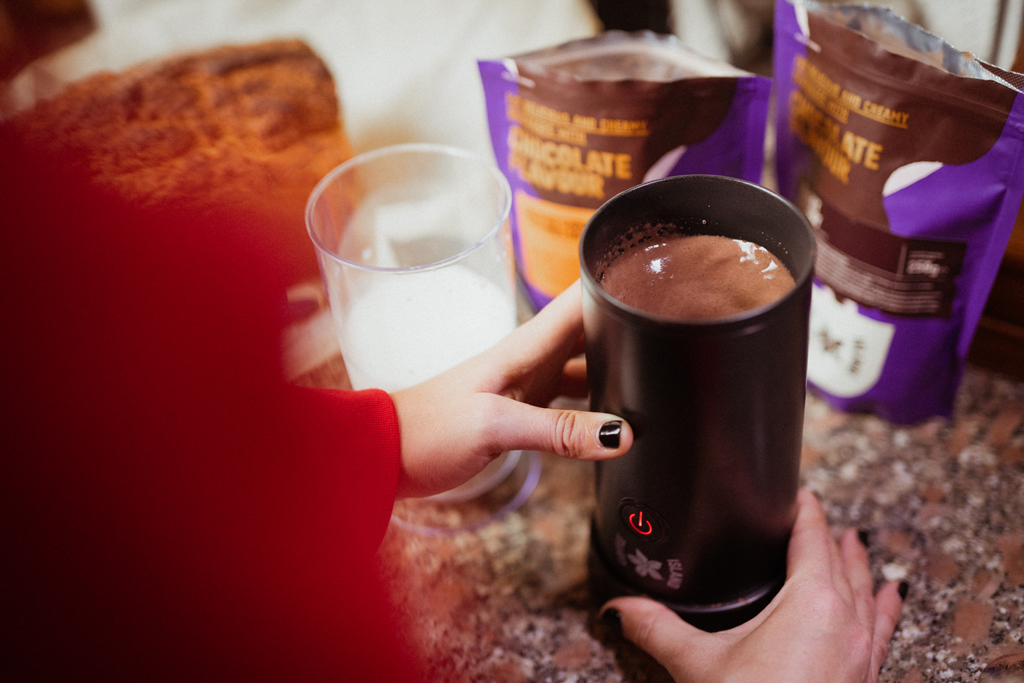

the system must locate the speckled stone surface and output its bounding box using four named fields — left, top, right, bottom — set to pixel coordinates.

left=286, top=305, right=1024, bottom=682
left=370, top=366, right=1024, bottom=683
left=801, top=368, right=1024, bottom=683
